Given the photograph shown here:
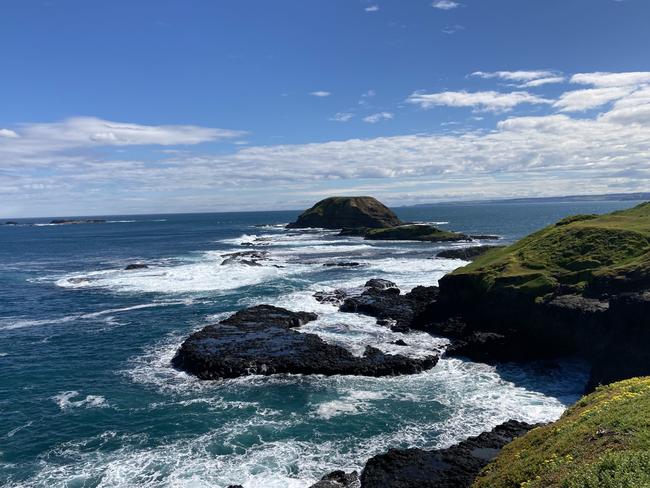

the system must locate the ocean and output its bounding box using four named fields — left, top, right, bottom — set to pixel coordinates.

left=0, top=200, right=640, bottom=487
